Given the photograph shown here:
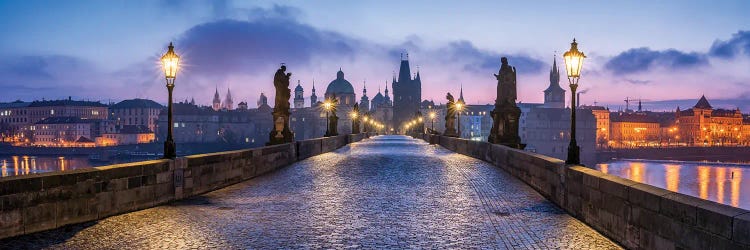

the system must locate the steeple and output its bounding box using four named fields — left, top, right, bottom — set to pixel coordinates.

left=294, top=80, right=305, bottom=108
left=458, top=83, right=465, bottom=103
left=212, top=87, right=221, bottom=111
left=310, top=79, right=318, bottom=106
left=543, top=55, right=566, bottom=109
left=362, top=80, right=367, bottom=96
left=223, top=87, right=233, bottom=110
